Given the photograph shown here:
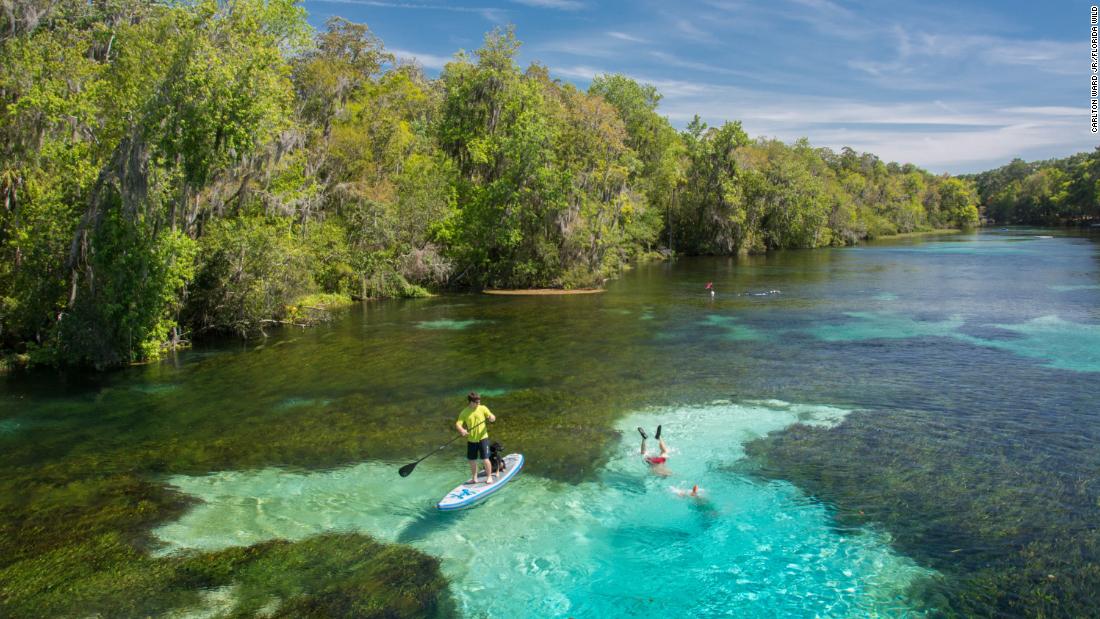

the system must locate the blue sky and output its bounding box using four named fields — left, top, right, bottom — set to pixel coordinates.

left=301, top=0, right=1098, bottom=173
